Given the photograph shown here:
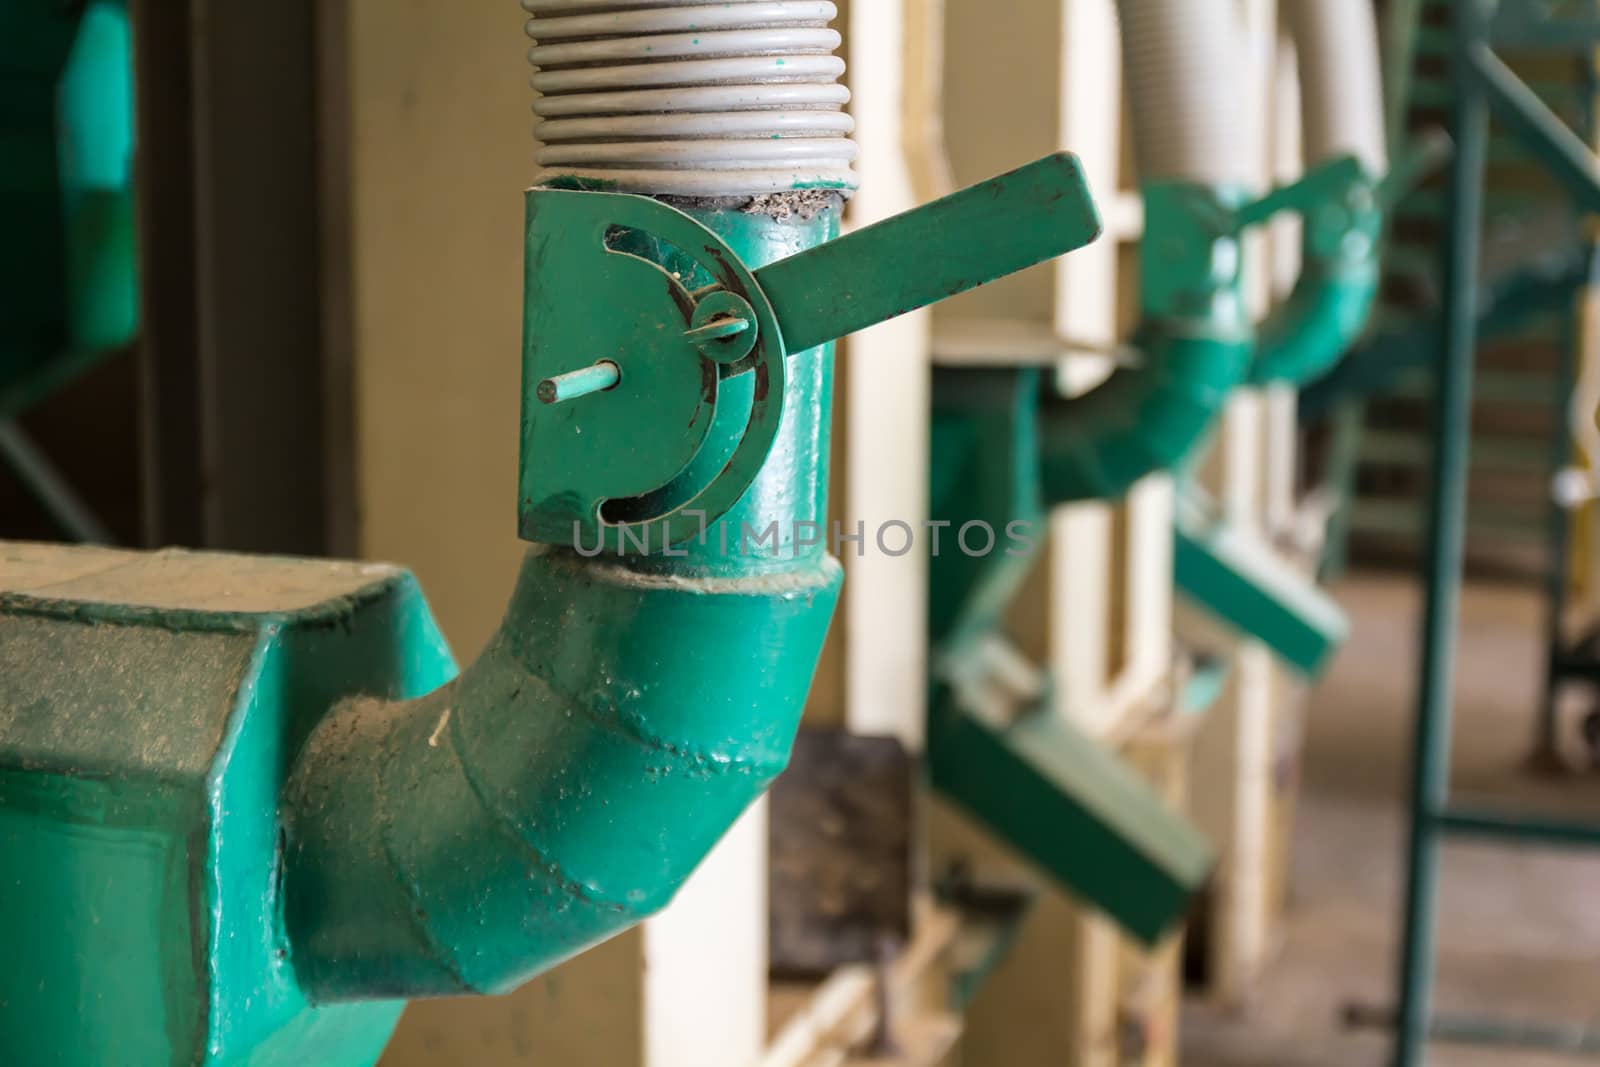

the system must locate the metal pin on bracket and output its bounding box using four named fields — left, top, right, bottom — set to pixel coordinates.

left=683, top=314, right=751, bottom=346
left=538, top=361, right=621, bottom=405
